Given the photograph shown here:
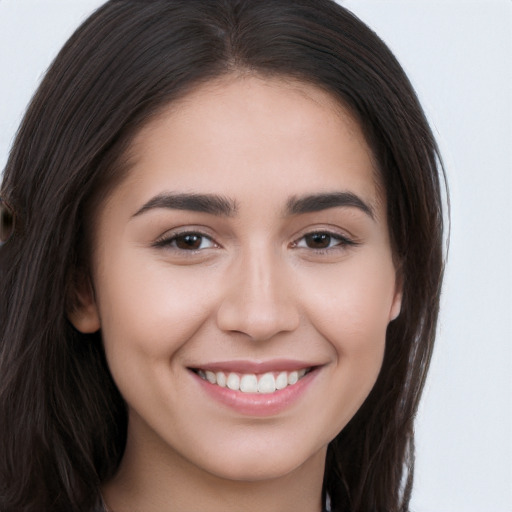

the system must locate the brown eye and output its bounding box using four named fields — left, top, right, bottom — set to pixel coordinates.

left=0, top=198, right=14, bottom=244
left=175, top=234, right=204, bottom=250
left=153, top=231, right=216, bottom=251
left=293, top=231, right=356, bottom=252
left=304, top=233, right=334, bottom=249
